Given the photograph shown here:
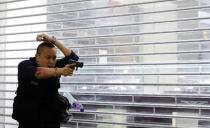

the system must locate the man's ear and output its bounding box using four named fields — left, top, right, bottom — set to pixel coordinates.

left=35, top=53, right=40, bottom=60
left=35, top=53, right=40, bottom=65
left=35, top=53, right=39, bottom=57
